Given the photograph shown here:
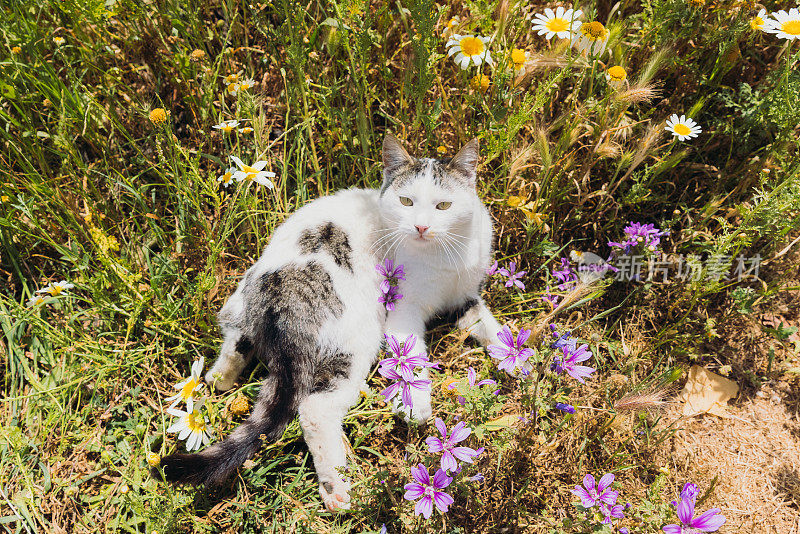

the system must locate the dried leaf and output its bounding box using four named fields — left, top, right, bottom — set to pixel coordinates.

left=678, top=365, right=739, bottom=417
left=483, top=414, right=522, bottom=431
